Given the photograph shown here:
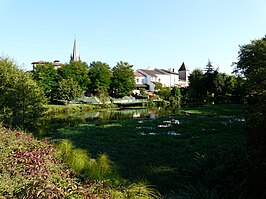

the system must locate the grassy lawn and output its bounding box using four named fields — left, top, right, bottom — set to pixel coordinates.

left=47, top=104, right=246, bottom=197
